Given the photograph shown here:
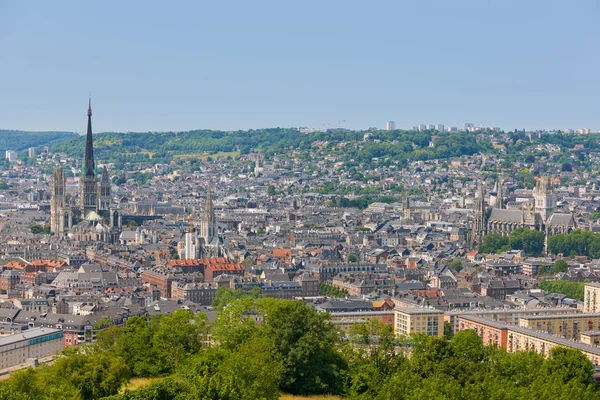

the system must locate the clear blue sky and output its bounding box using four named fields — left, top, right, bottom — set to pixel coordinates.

left=1, top=0, right=599, bottom=133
